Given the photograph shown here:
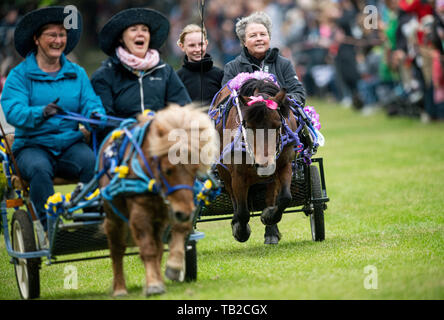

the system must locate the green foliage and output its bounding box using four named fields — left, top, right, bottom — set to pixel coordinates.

left=38, top=0, right=57, bottom=8
left=0, top=101, right=443, bottom=299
